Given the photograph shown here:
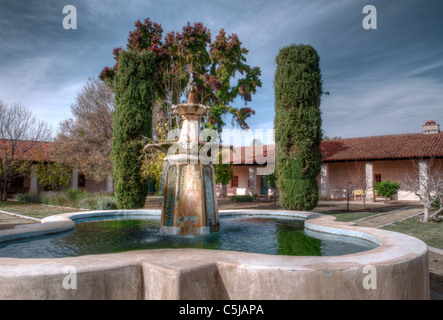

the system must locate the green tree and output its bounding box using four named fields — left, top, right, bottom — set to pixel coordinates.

left=140, top=122, right=169, bottom=193
left=273, top=44, right=323, bottom=210
left=263, top=171, right=278, bottom=204
left=112, top=50, right=156, bottom=209
left=375, top=180, right=400, bottom=203
left=34, top=162, right=71, bottom=191
left=214, top=151, right=234, bottom=198
left=99, top=19, right=262, bottom=134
